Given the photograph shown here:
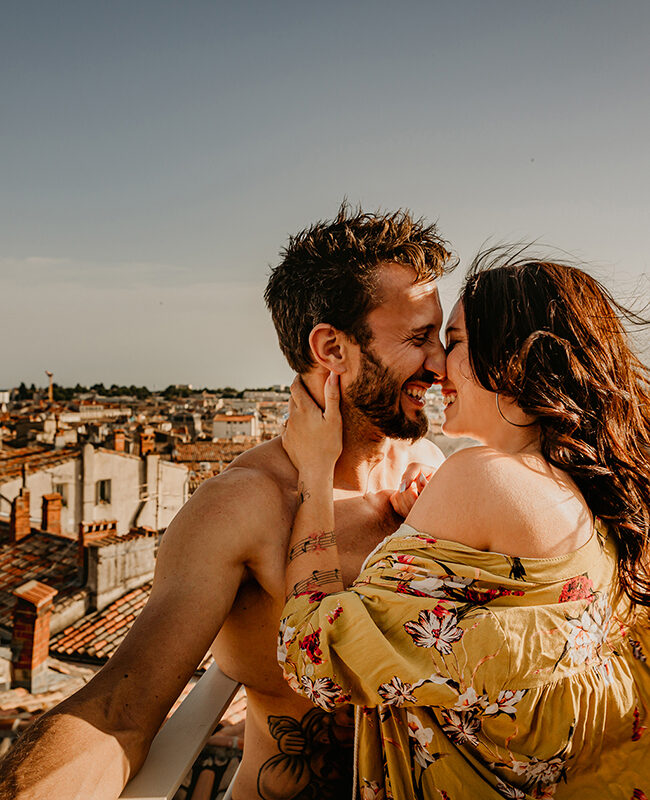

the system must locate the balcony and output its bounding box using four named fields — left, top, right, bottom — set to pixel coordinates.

left=119, top=664, right=241, bottom=800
